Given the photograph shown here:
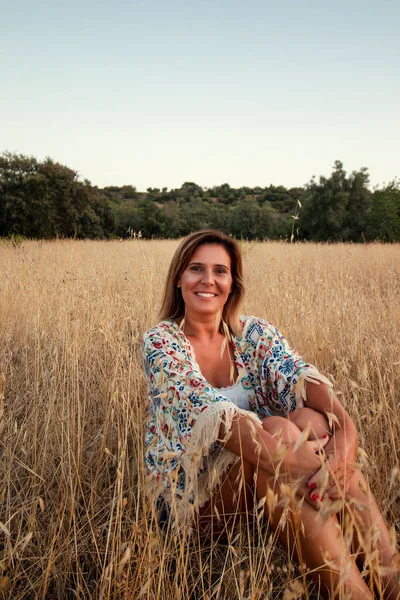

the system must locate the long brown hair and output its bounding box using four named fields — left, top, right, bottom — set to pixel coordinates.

left=159, top=230, right=244, bottom=335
